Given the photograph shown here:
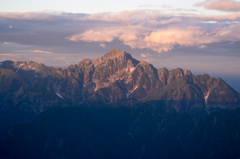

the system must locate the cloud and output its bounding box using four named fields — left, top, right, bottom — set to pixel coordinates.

left=144, top=58, right=153, bottom=62
left=68, top=29, right=117, bottom=43
left=0, top=53, right=27, bottom=56
left=199, top=12, right=240, bottom=21
left=2, top=42, right=10, bottom=45
left=65, top=9, right=240, bottom=53
left=195, top=0, right=240, bottom=12
left=31, top=49, right=53, bottom=54
left=99, top=43, right=106, bottom=48
left=67, top=26, right=140, bottom=49
left=81, top=10, right=155, bottom=23
left=141, top=53, right=153, bottom=62
left=142, top=26, right=220, bottom=52
left=141, top=53, right=152, bottom=58
left=0, top=12, right=86, bottom=22
left=1, top=10, right=240, bottom=56
left=216, top=23, right=240, bottom=41
left=68, top=23, right=240, bottom=53
left=0, top=12, right=59, bottom=20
